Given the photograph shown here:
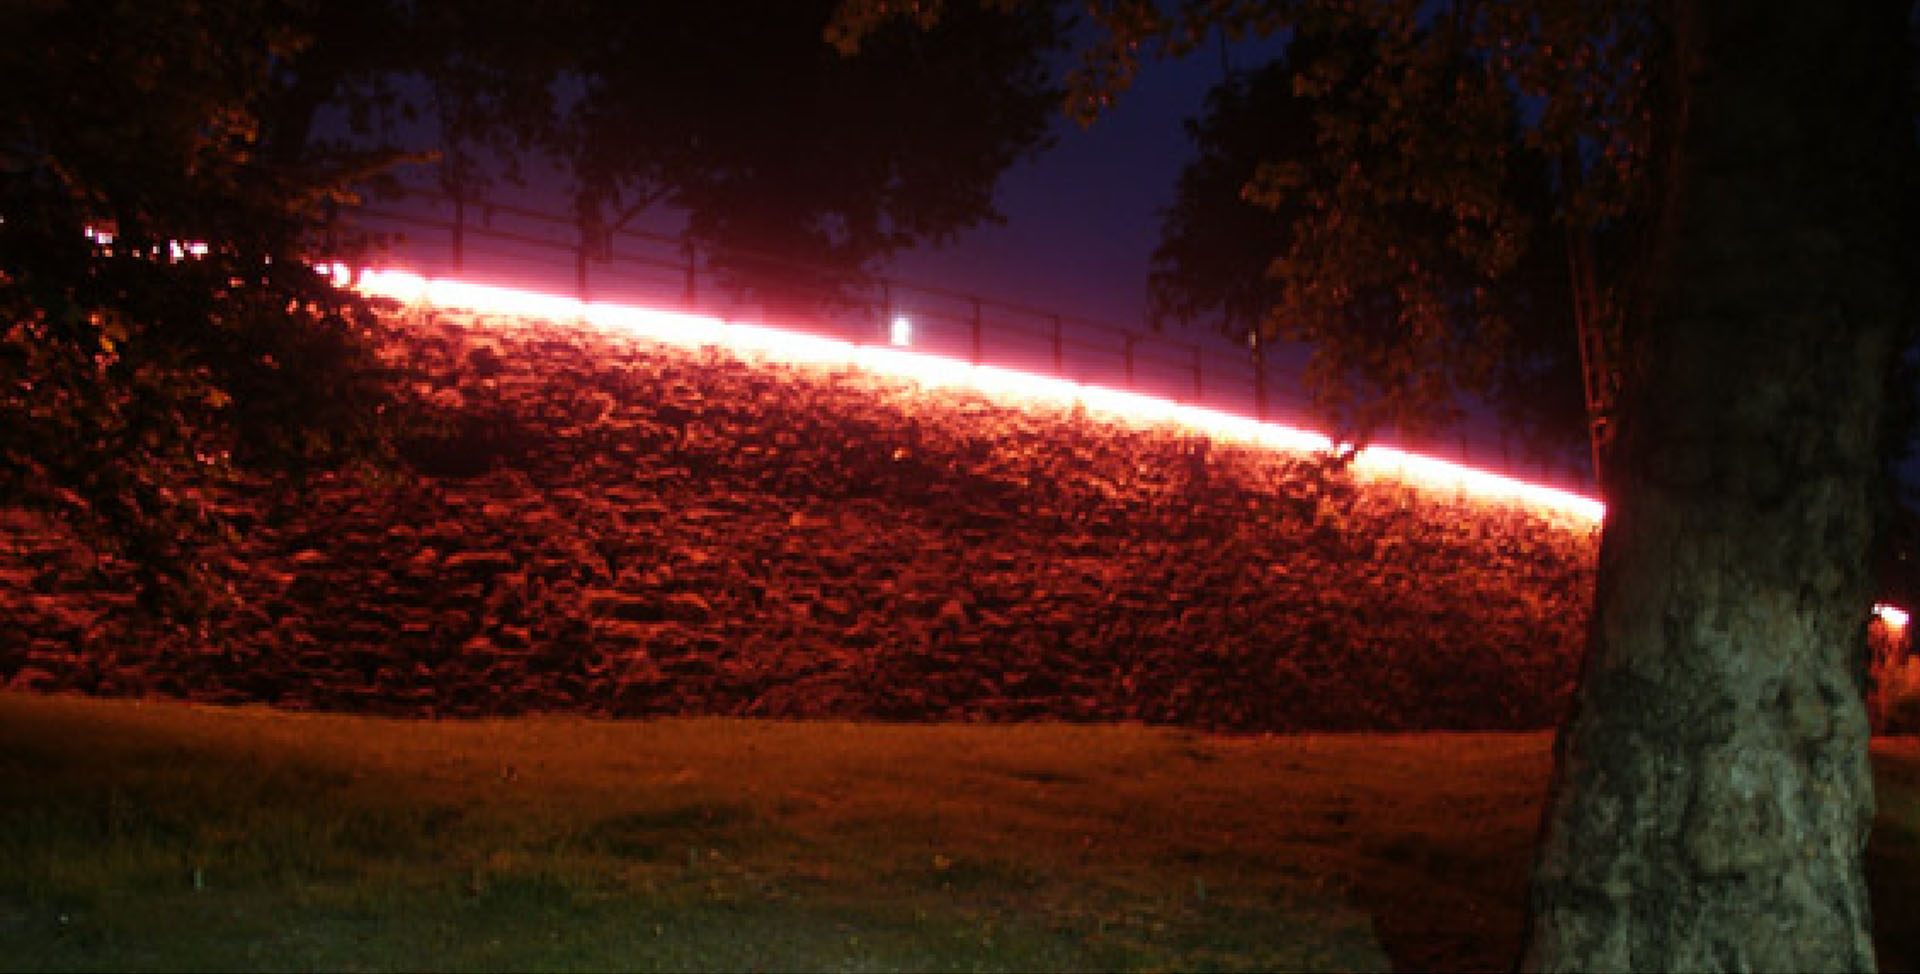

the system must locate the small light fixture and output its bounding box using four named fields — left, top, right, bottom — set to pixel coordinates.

left=1875, top=603, right=1909, bottom=629
left=890, top=314, right=912, bottom=347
